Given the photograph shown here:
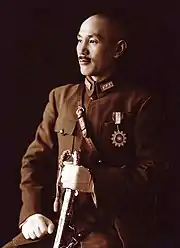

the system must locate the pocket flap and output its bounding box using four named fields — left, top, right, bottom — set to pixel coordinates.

left=54, top=117, right=77, bottom=135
